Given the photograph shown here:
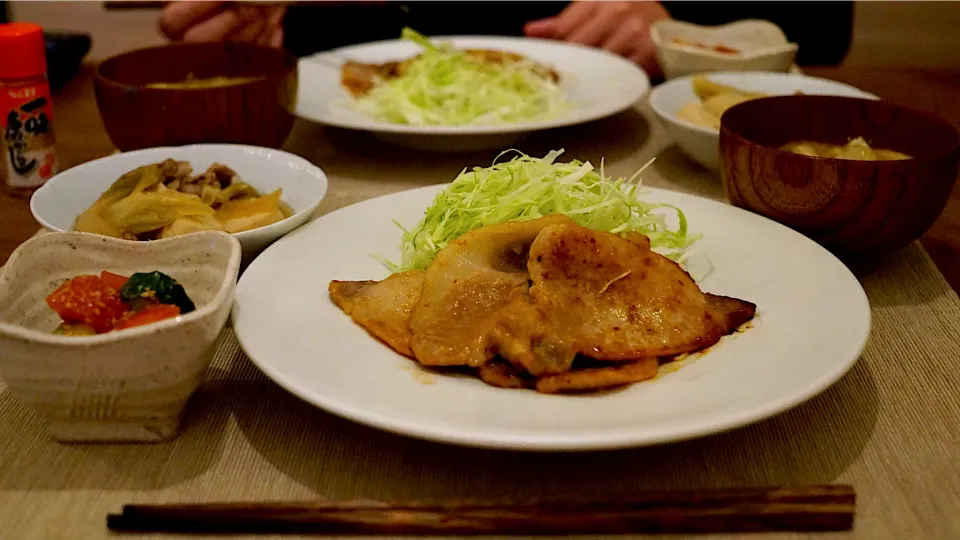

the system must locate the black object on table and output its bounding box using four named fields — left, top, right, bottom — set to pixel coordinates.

left=0, top=2, right=92, bottom=90
left=45, top=31, right=92, bottom=90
